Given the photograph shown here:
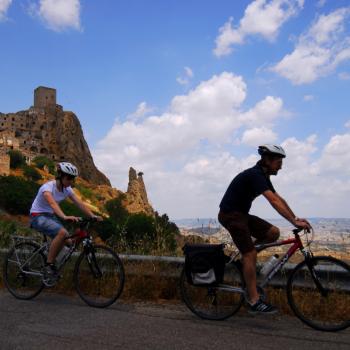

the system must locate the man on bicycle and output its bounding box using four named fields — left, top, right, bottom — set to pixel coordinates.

left=218, top=144, right=311, bottom=314
left=30, top=162, right=102, bottom=285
